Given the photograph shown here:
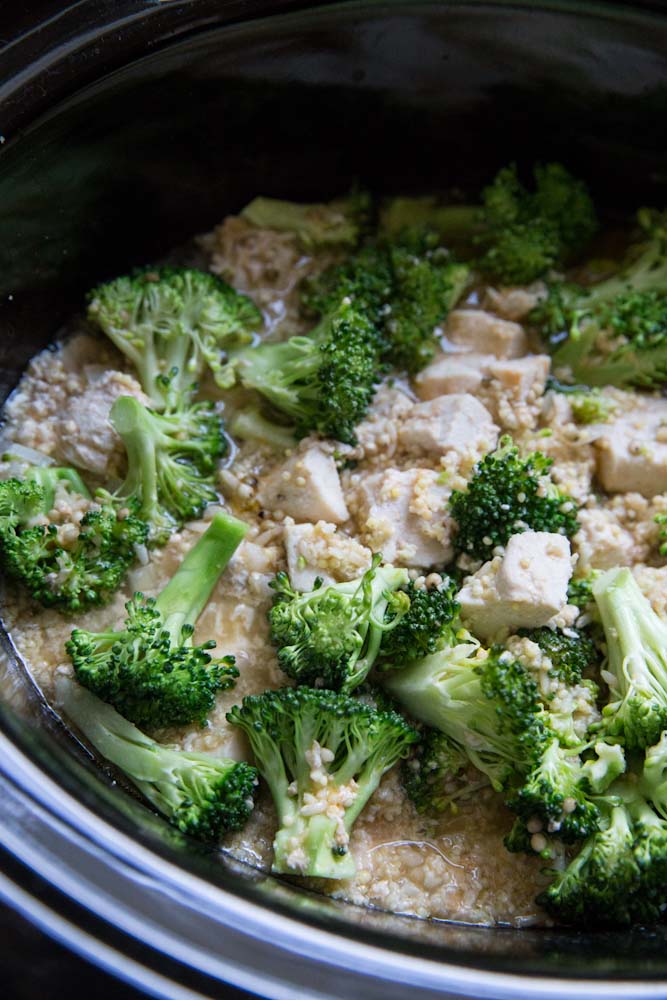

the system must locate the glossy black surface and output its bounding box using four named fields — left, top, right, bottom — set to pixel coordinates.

left=2, top=3, right=667, bottom=996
